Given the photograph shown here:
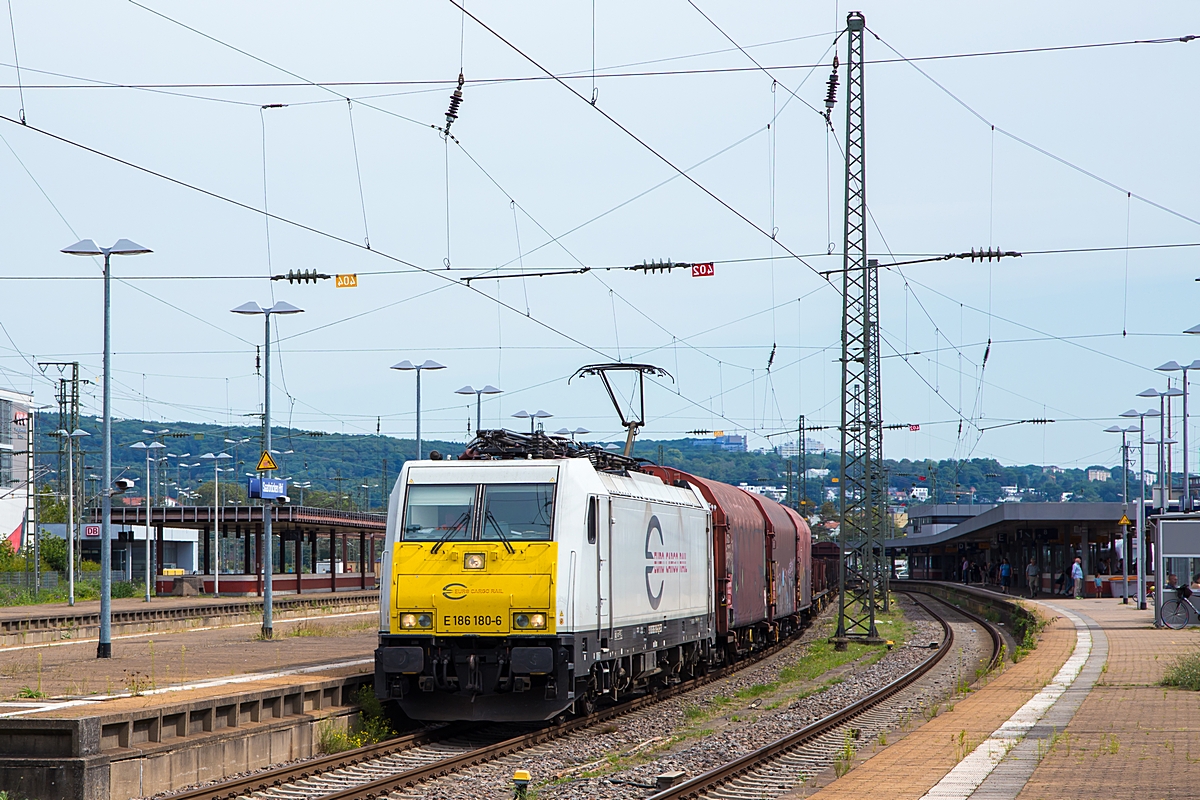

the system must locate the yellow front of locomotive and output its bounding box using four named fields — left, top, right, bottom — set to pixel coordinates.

left=375, top=461, right=569, bottom=721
